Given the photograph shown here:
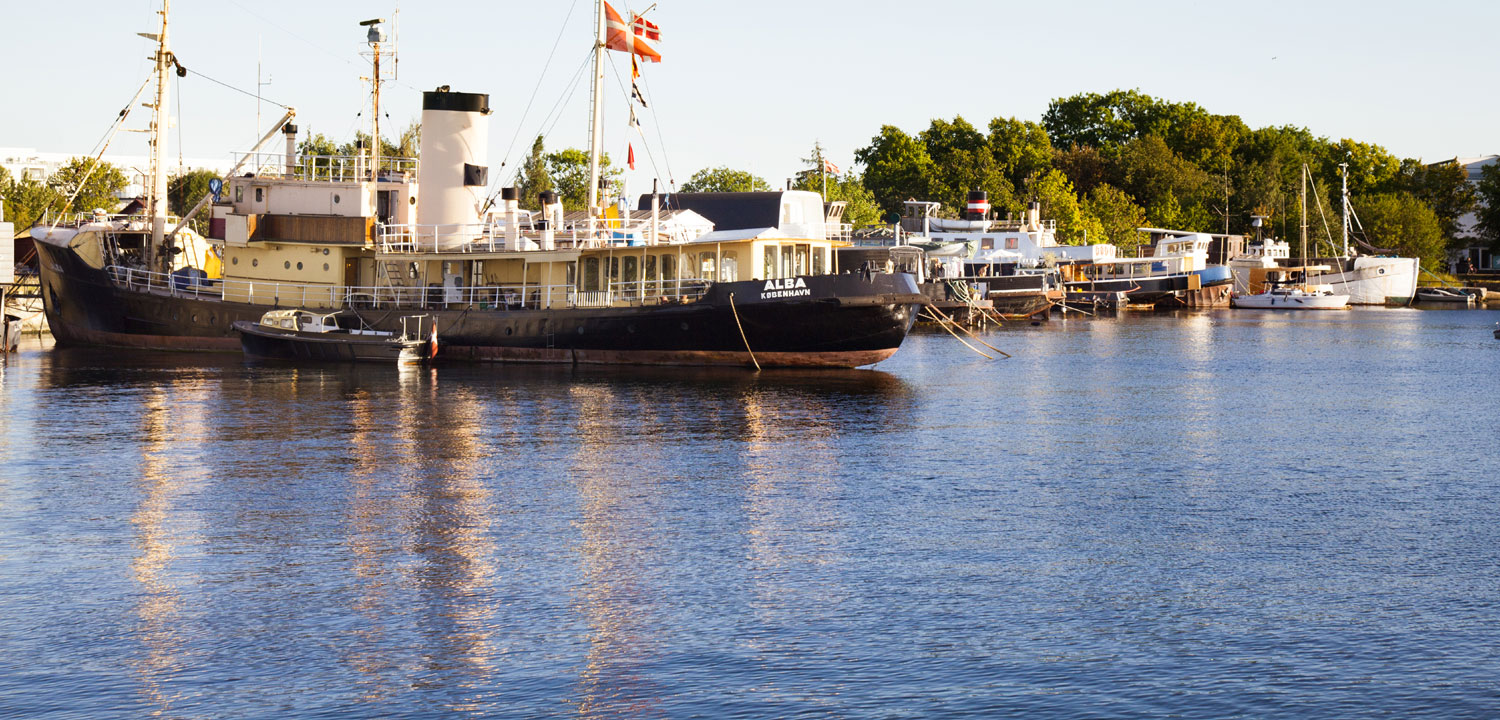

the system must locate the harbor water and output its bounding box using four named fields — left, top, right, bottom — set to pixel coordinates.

left=2, top=307, right=1499, bottom=718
